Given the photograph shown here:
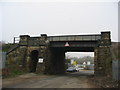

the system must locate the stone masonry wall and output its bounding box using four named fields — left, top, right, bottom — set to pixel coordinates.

left=94, top=31, right=112, bottom=76
left=94, top=46, right=112, bottom=76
